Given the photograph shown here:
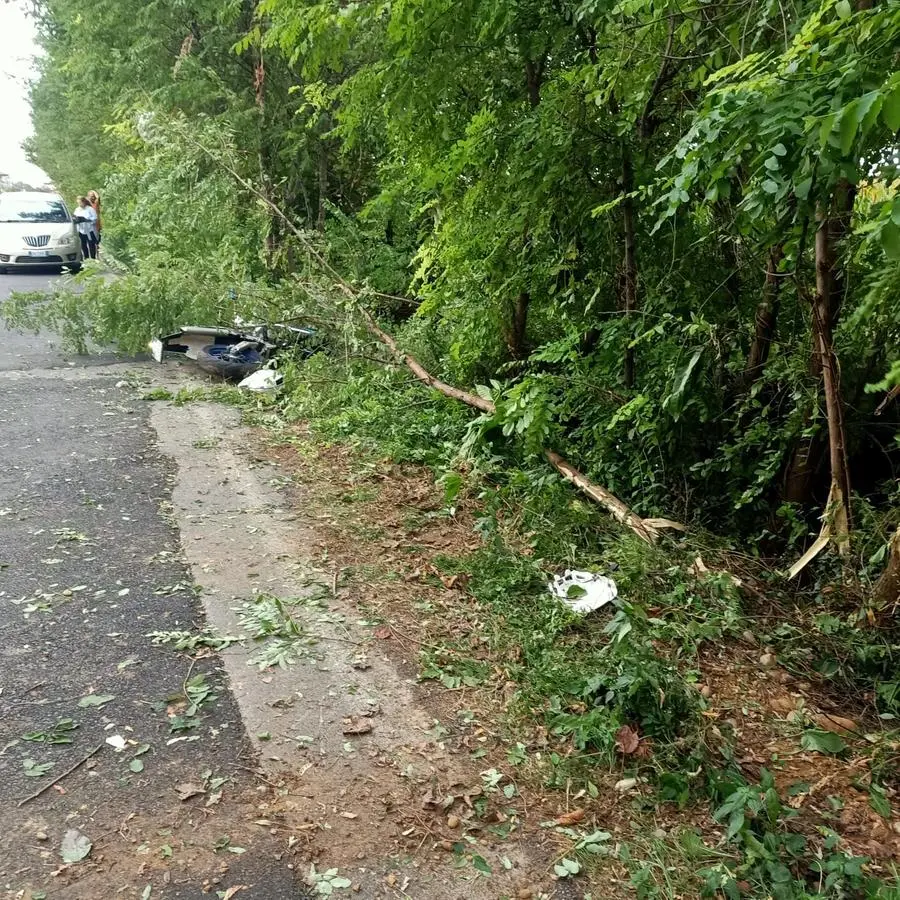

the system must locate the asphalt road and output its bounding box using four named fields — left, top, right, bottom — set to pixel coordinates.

left=0, top=271, right=302, bottom=899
